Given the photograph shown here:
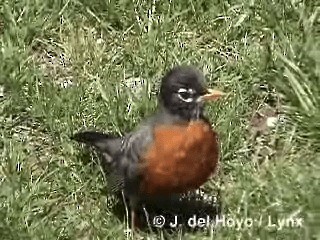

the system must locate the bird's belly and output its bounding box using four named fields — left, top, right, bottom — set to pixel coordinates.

left=139, top=120, right=219, bottom=195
